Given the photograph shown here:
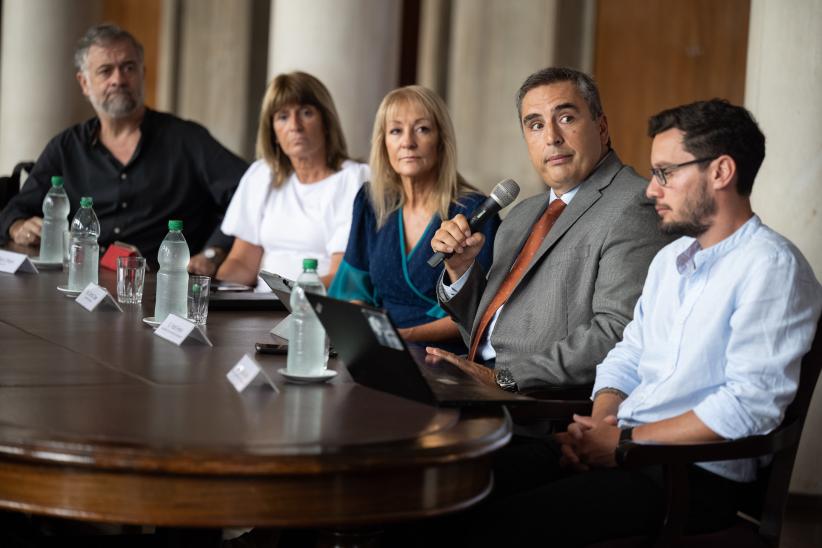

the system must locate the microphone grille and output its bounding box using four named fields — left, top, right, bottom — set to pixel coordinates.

left=490, top=178, right=520, bottom=207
